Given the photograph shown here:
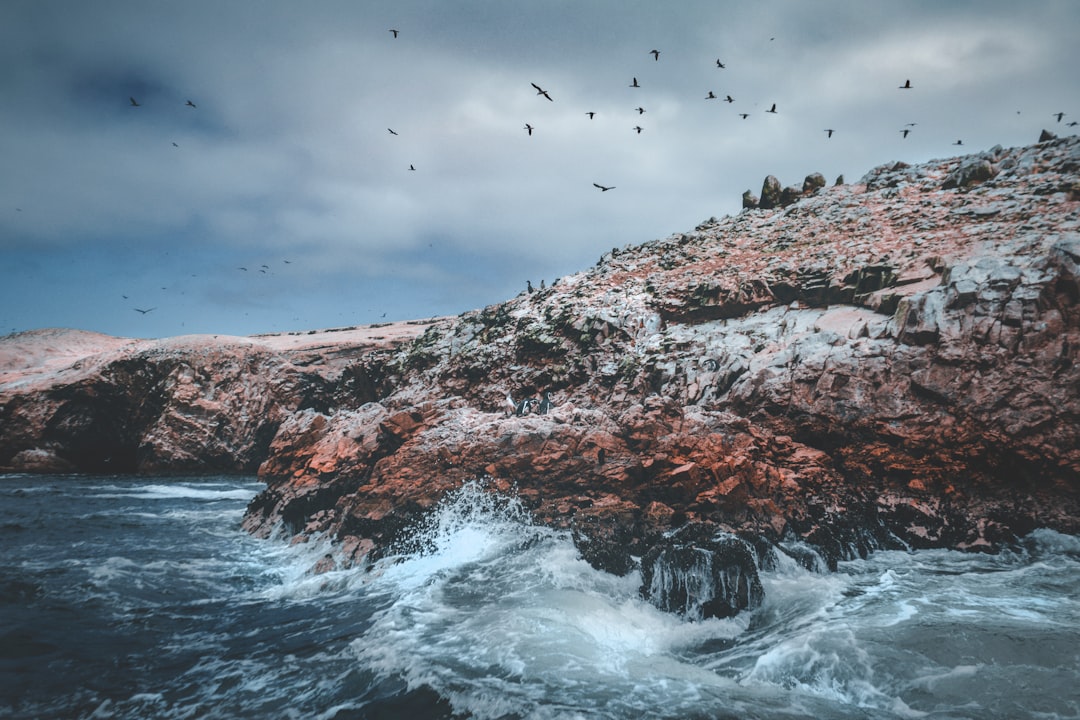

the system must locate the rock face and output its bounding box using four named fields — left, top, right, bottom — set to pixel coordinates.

left=4, top=136, right=1080, bottom=616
